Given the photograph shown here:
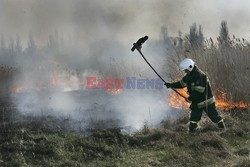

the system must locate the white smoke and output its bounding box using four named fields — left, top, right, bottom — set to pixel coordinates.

left=0, top=0, right=199, bottom=131
left=11, top=36, right=176, bottom=131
